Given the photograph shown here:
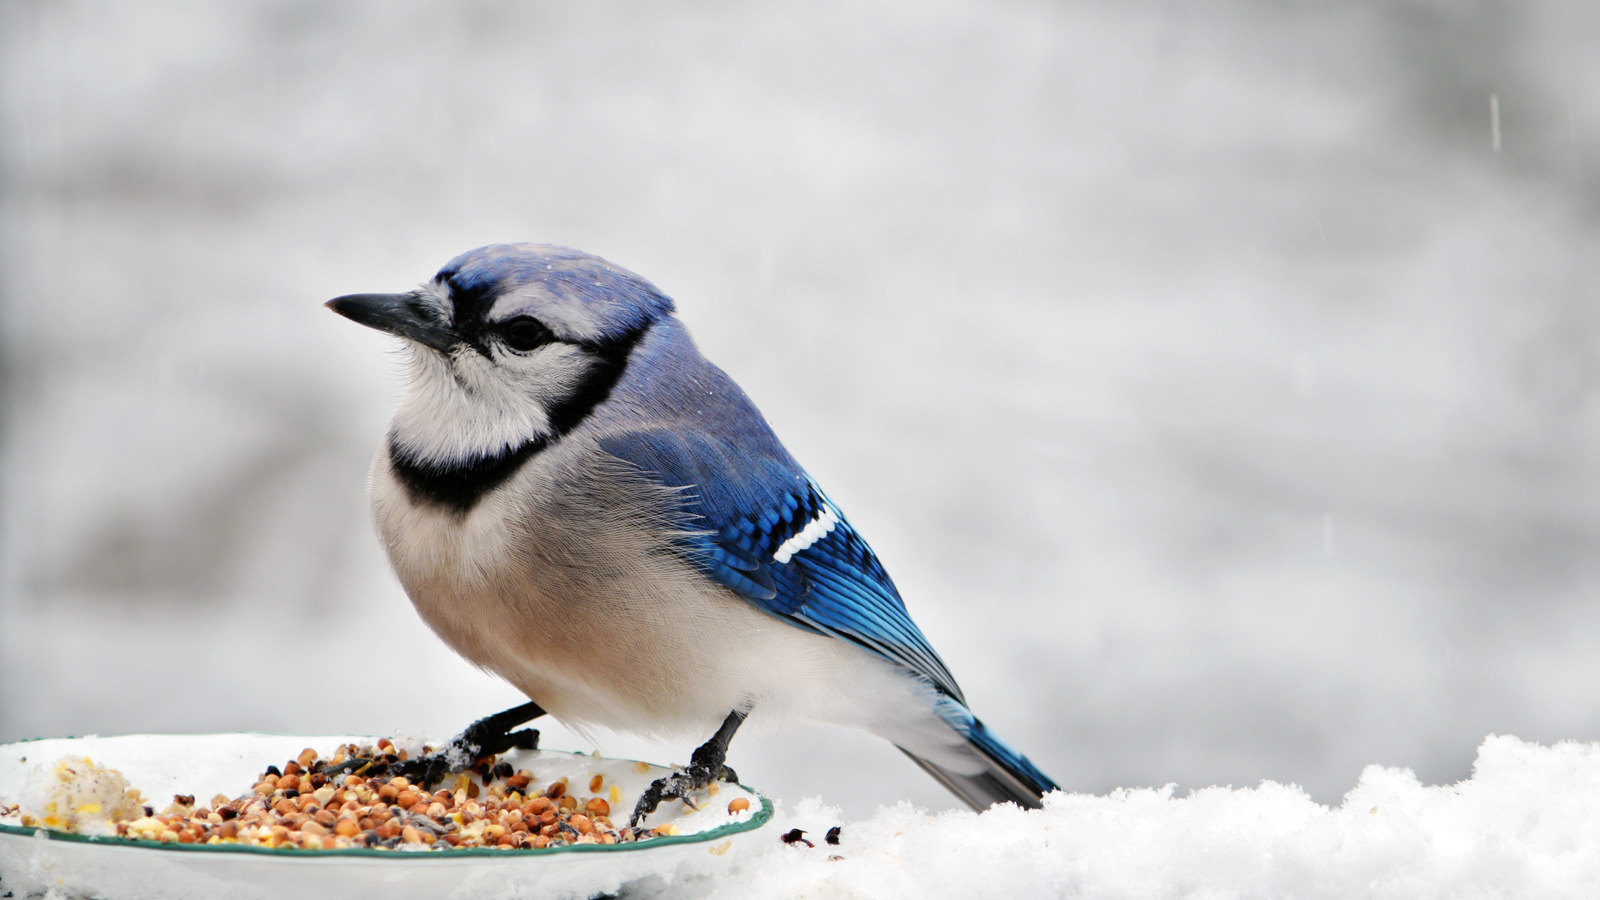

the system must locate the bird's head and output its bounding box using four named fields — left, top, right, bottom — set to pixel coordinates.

left=328, top=243, right=675, bottom=465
